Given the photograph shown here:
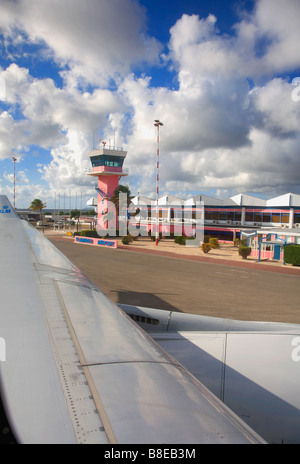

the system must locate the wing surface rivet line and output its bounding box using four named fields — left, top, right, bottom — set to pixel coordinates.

left=54, top=282, right=118, bottom=444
